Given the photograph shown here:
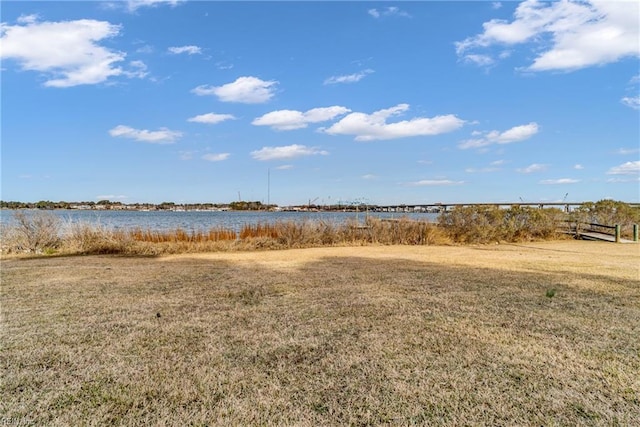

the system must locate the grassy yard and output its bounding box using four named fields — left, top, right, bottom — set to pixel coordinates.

left=1, top=241, right=639, bottom=425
